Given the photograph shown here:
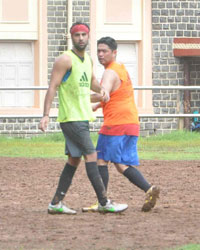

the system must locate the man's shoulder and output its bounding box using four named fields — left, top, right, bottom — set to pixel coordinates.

left=55, top=52, right=72, bottom=66
left=84, top=52, right=92, bottom=64
left=84, top=51, right=91, bottom=58
left=108, top=61, right=128, bottom=75
left=59, top=50, right=72, bottom=60
left=110, top=61, right=125, bottom=69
